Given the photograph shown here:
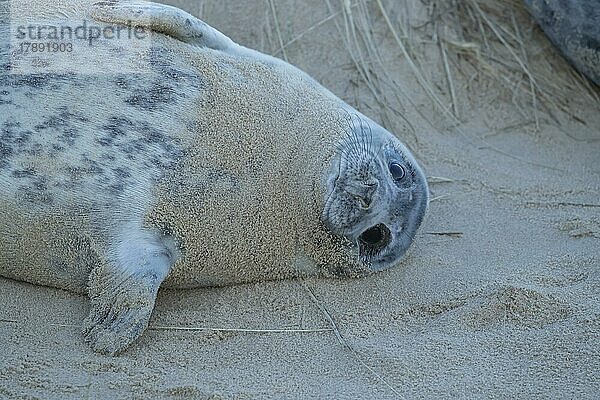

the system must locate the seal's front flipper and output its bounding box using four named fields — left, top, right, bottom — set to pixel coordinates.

left=91, top=1, right=235, bottom=50
left=82, top=227, right=178, bottom=355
